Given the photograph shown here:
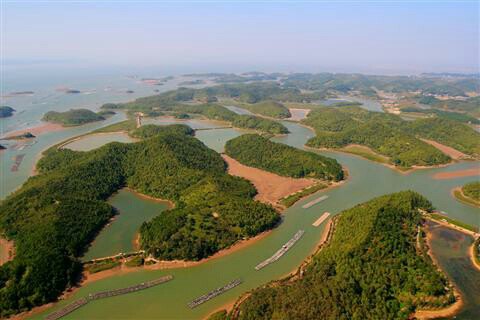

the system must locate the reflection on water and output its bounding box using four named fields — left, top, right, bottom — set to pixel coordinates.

left=426, top=221, right=480, bottom=319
